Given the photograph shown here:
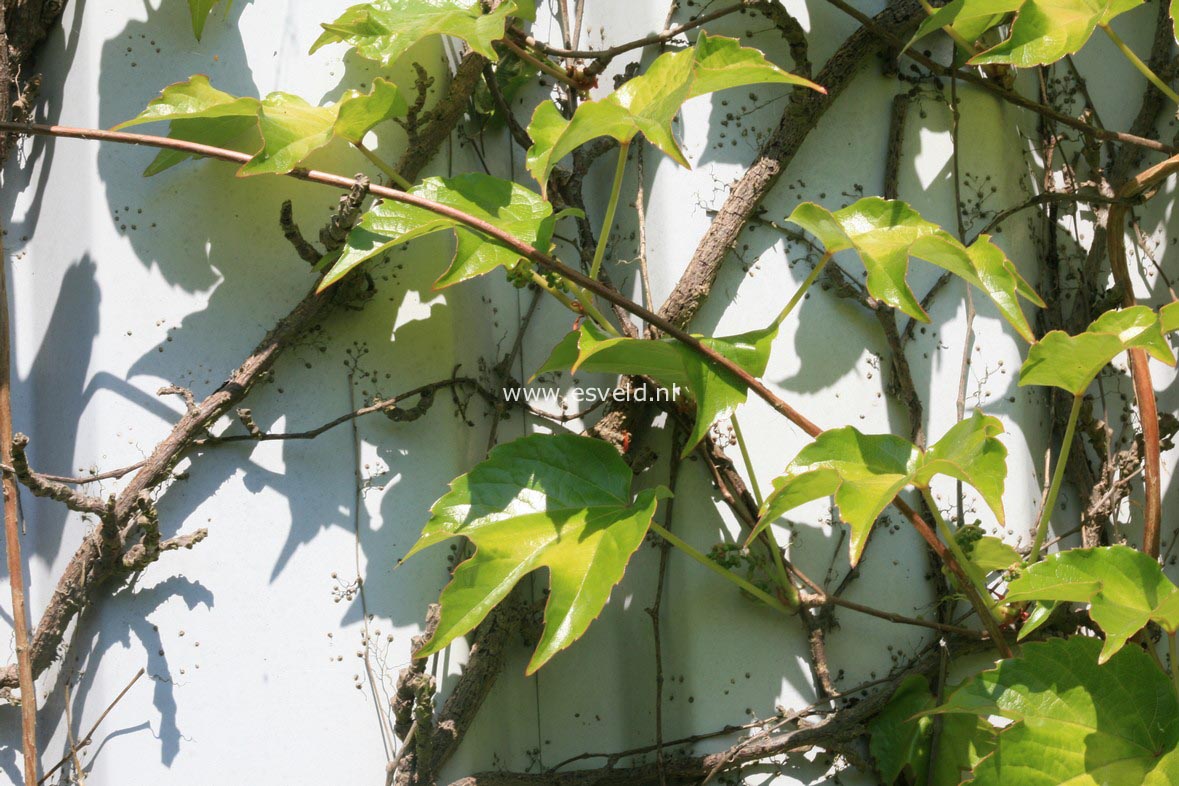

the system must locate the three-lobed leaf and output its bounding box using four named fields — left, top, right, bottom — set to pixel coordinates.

left=311, top=0, right=535, bottom=66
left=1005, top=545, right=1179, bottom=661
left=753, top=411, right=1008, bottom=565
left=788, top=198, right=1043, bottom=337
left=1019, top=305, right=1175, bottom=394
left=525, top=33, right=824, bottom=192
left=536, top=320, right=777, bottom=454
left=116, top=75, right=407, bottom=176
left=869, top=674, right=995, bottom=785
left=404, top=433, right=667, bottom=674
left=321, top=173, right=571, bottom=291
left=935, top=636, right=1179, bottom=785
left=911, top=0, right=1144, bottom=67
